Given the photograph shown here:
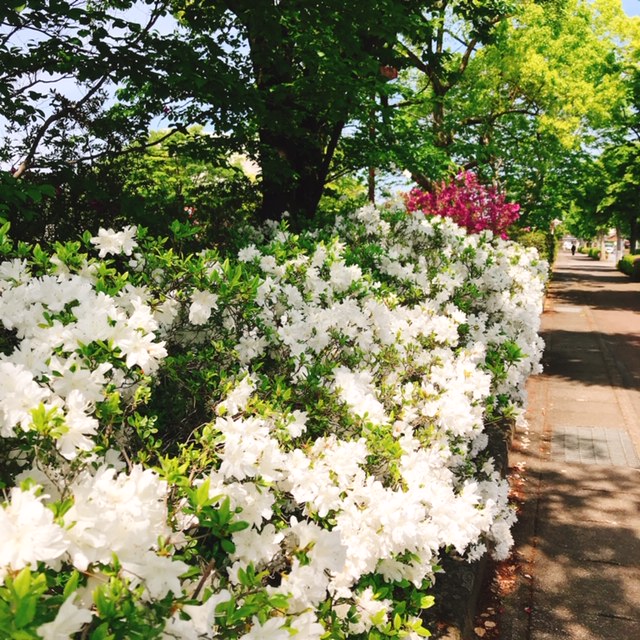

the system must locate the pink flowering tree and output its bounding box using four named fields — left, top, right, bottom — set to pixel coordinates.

left=405, top=171, right=520, bottom=238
